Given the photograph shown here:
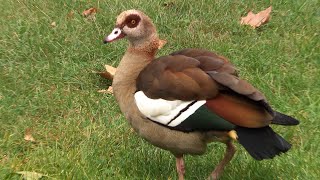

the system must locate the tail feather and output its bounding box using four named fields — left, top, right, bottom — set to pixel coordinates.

left=235, top=126, right=291, bottom=160
left=272, top=112, right=300, bottom=126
